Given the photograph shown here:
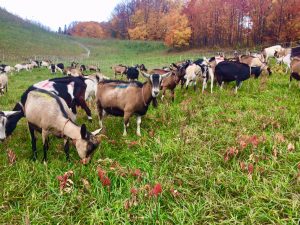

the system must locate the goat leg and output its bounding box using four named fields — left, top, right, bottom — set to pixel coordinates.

left=123, top=112, right=132, bottom=136
left=171, top=89, right=175, bottom=102
left=64, top=139, right=70, bottom=161
left=42, top=130, right=49, bottom=162
left=136, top=116, right=142, bottom=136
left=28, top=123, right=37, bottom=161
